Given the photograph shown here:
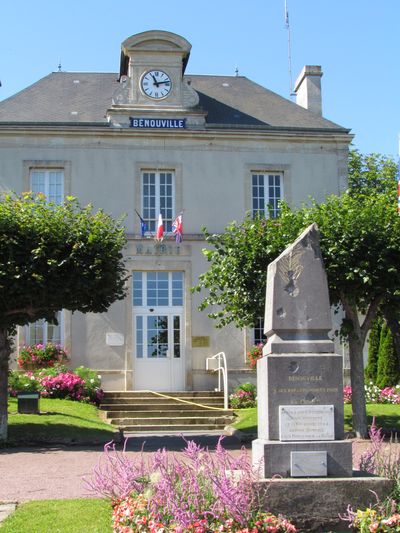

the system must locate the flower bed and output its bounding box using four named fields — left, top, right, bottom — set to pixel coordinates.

left=230, top=383, right=257, bottom=409
left=86, top=439, right=297, bottom=532
left=343, top=383, right=400, bottom=404
left=8, top=366, right=103, bottom=405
